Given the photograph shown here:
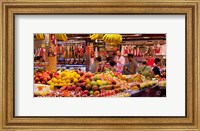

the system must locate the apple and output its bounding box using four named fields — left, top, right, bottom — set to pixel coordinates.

left=71, top=85, right=76, bottom=90
left=89, top=90, right=93, bottom=95
left=35, top=77, right=40, bottom=81
left=67, top=86, right=73, bottom=91
left=85, top=84, right=92, bottom=90
left=43, top=77, right=48, bottom=82
left=47, top=76, right=51, bottom=80
left=38, top=73, right=42, bottom=77
left=75, top=87, right=82, bottom=91
left=39, top=76, right=44, bottom=80
left=83, top=90, right=89, bottom=95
